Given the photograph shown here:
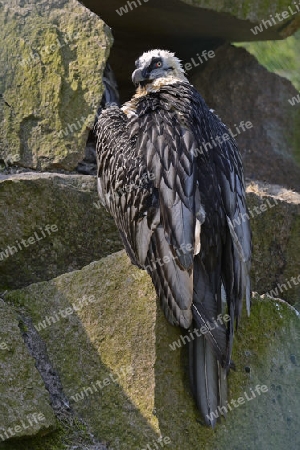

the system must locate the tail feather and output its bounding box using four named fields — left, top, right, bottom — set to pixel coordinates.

left=189, top=329, right=227, bottom=427
left=190, top=256, right=229, bottom=426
